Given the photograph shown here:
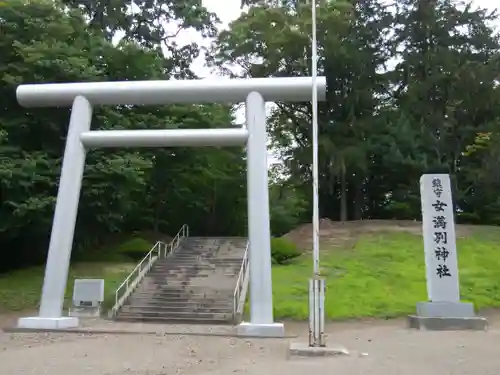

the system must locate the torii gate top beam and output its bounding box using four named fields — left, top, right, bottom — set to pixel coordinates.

left=17, top=76, right=327, bottom=107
